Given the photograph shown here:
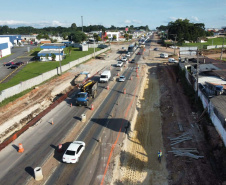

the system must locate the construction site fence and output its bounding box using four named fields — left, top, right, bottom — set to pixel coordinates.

left=0, top=46, right=110, bottom=102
